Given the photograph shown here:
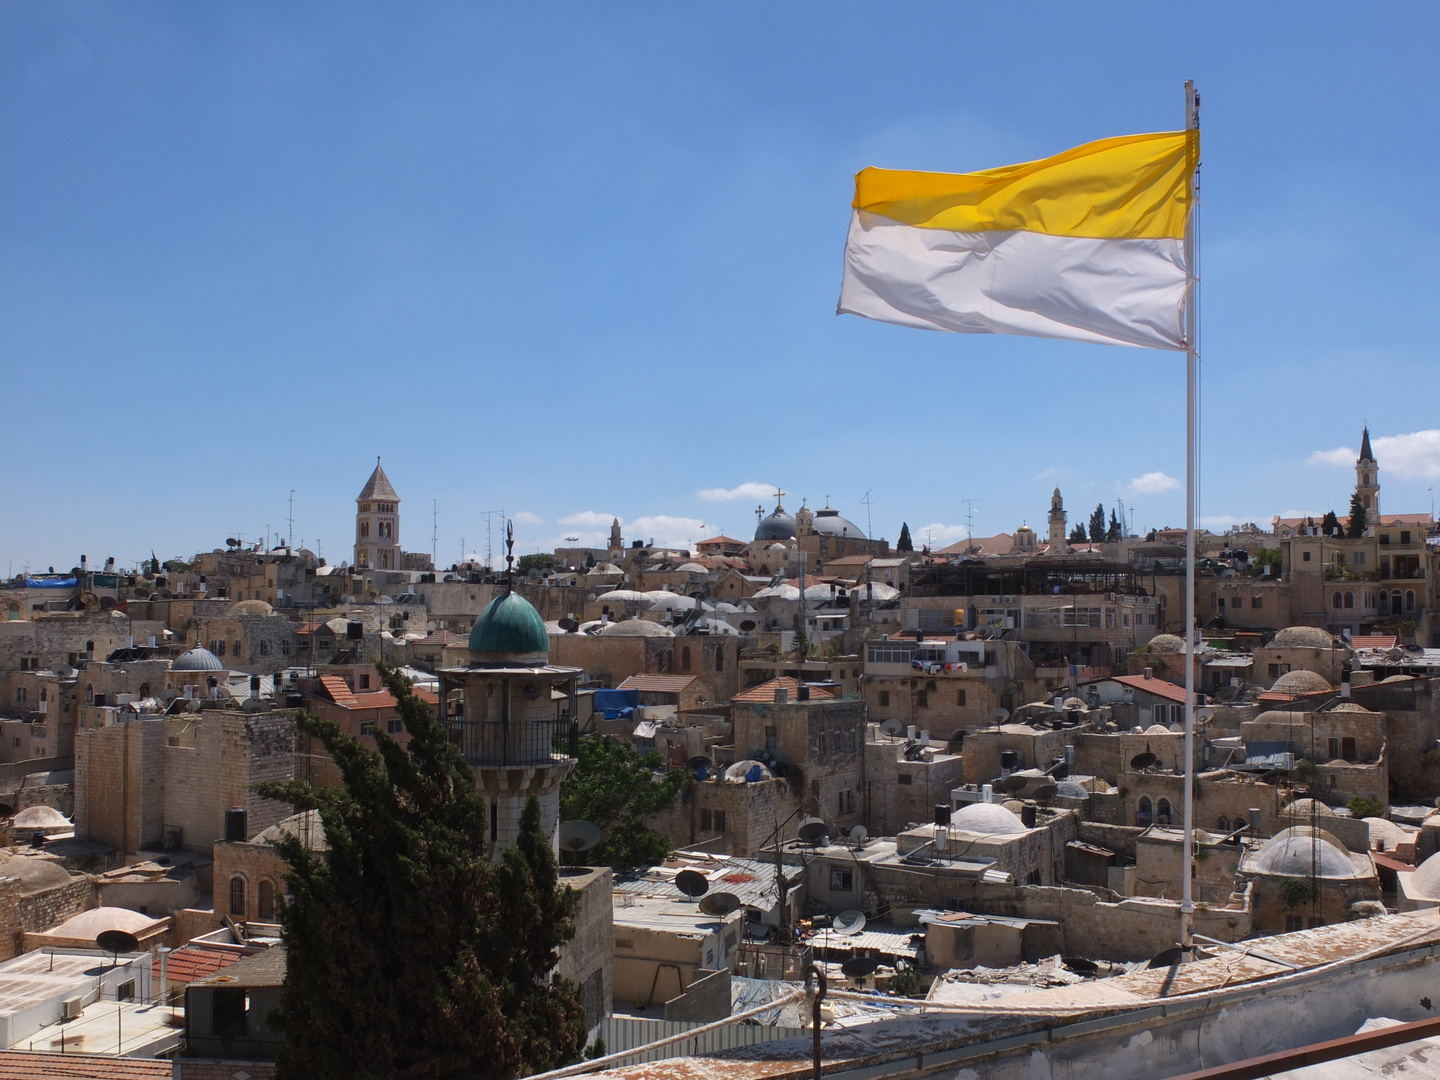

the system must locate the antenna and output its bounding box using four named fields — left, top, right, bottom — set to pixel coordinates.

left=479, top=510, right=504, bottom=570
left=962, top=498, right=977, bottom=551
left=860, top=489, right=873, bottom=542
left=289, top=490, right=295, bottom=549
left=432, top=499, right=438, bottom=568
